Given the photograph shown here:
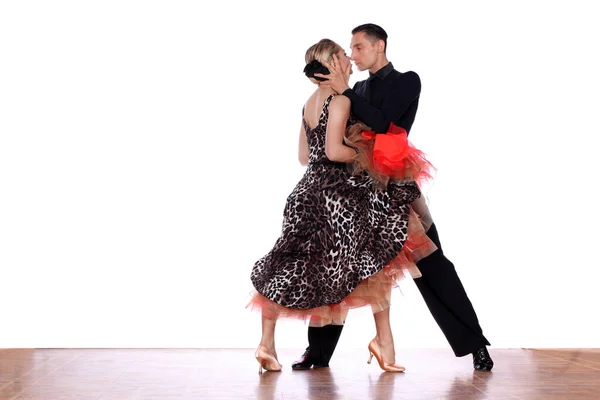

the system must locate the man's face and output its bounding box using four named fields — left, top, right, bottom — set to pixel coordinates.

left=350, top=32, right=378, bottom=71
